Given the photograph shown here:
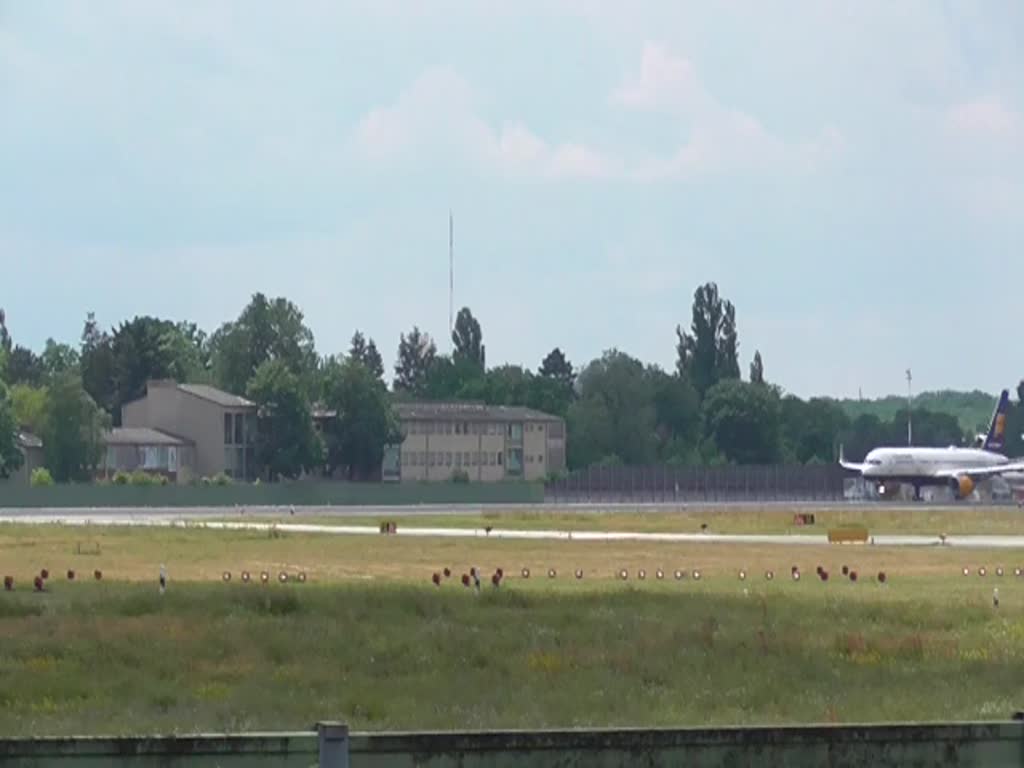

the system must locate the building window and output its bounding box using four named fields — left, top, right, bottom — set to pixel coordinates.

left=490, top=452, right=497, bottom=466
left=537, top=423, right=544, bottom=432
left=463, top=451, right=470, bottom=466
left=455, top=452, right=462, bottom=467
left=497, top=451, right=503, bottom=466
left=224, top=413, right=232, bottom=444
left=538, top=455, right=544, bottom=465
left=510, top=424, right=523, bottom=441
left=507, top=448, right=523, bottom=475
left=446, top=452, right=452, bottom=467
left=445, top=422, right=452, bottom=435
left=234, top=413, right=244, bottom=445
left=419, top=451, right=426, bottom=465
